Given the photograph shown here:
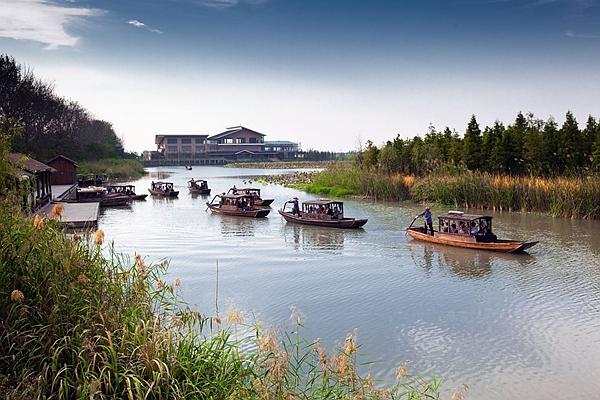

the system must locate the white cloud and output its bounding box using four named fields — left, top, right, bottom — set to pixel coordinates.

left=565, top=30, right=600, bottom=38
left=127, top=19, right=163, bottom=34
left=177, top=0, right=268, bottom=9
left=0, top=0, right=104, bottom=49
